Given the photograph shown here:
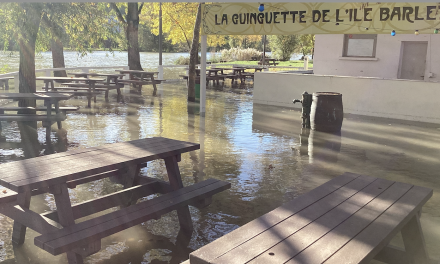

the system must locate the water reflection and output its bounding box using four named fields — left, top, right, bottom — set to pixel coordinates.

left=301, top=129, right=342, bottom=164
left=0, top=82, right=439, bottom=263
